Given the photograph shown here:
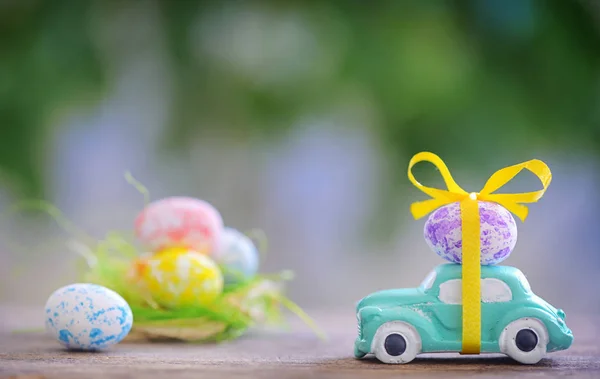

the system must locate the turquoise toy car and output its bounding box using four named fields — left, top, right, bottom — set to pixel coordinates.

left=354, top=263, right=573, bottom=364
